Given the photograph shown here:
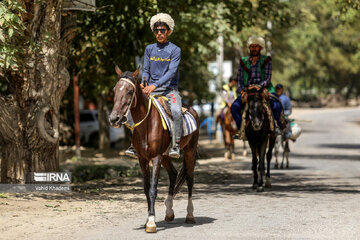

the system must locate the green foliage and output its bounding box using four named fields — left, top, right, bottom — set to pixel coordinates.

left=69, top=0, right=359, bottom=104
left=71, top=164, right=141, bottom=183
left=0, top=0, right=28, bottom=74
left=271, top=0, right=360, bottom=99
